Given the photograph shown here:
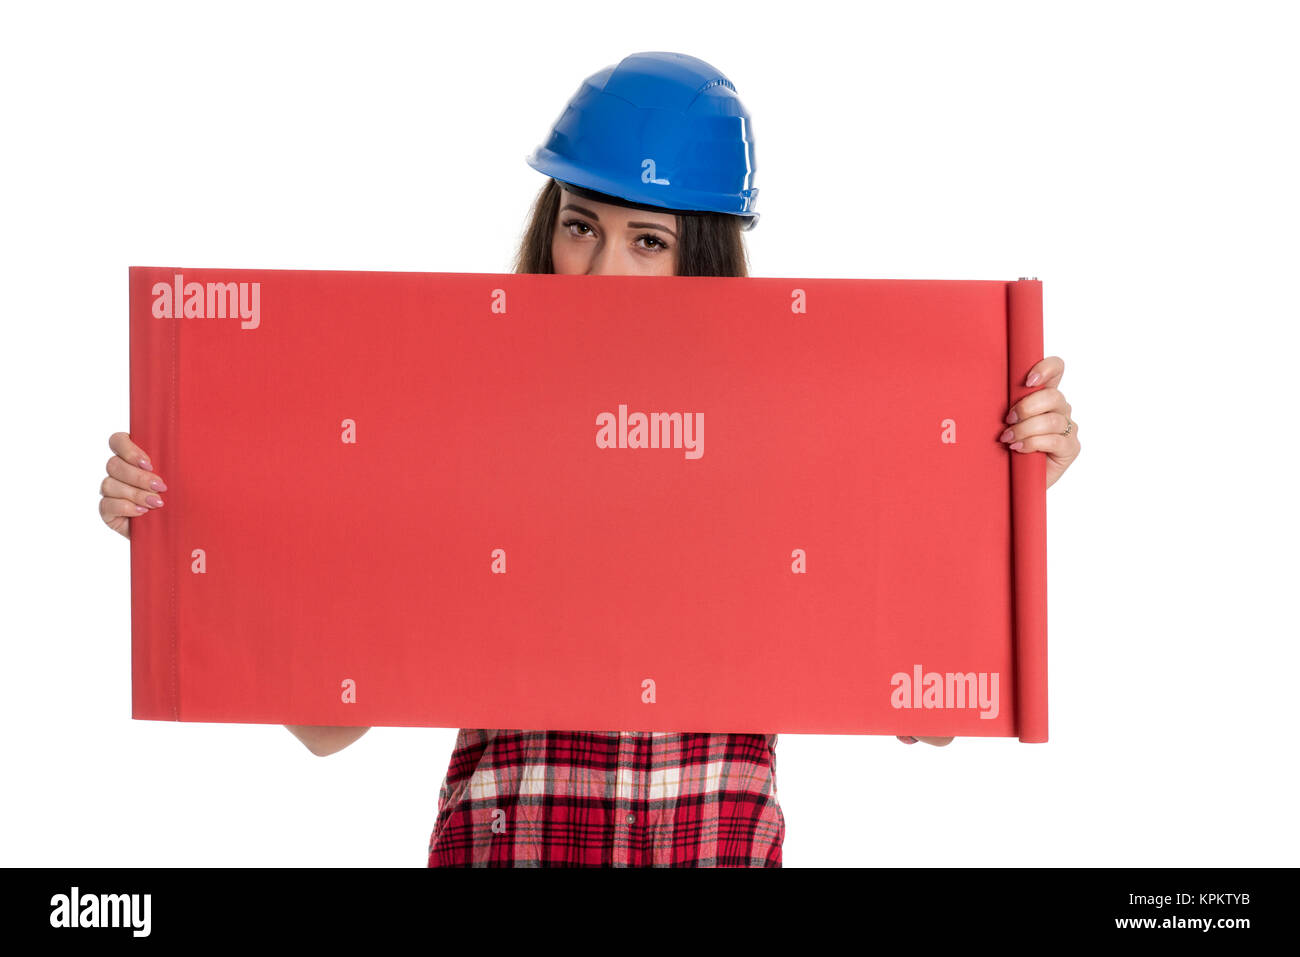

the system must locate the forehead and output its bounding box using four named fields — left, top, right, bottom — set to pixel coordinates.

left=558, top=187, right=676, bottom=226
